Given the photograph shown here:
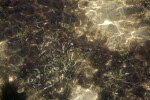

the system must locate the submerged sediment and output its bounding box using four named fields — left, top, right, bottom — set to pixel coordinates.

left=0, top=0, right=150, bottom=100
